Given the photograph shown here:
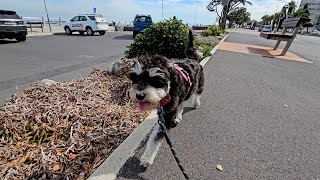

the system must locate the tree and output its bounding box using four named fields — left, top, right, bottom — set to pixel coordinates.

left=228, top=7, right=251, bottom=27
left=207, top=0, right=252, bottom=29
left=261, top=15, right=273, bottom=25
left=294, top=3, right=310, bottom=18
left=287, top=0, right=297, bottom=17
left=303, top=22, right=313, bottom=33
